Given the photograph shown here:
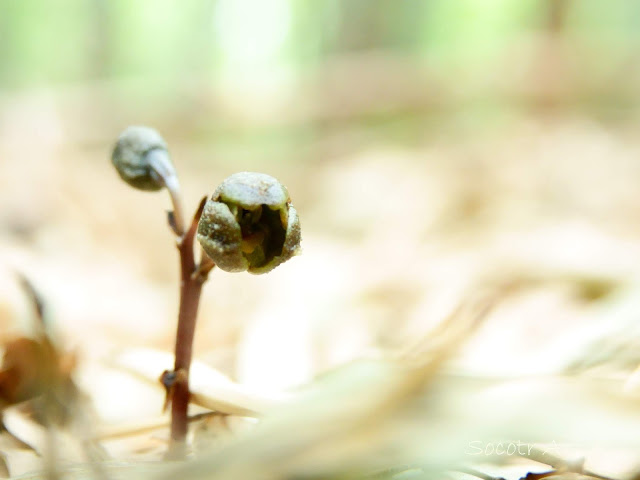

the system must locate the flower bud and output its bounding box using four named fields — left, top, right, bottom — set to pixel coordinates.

left=111, top=126, right=176, bottom=191
left=197, top=172, right=301, bottom=274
